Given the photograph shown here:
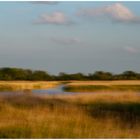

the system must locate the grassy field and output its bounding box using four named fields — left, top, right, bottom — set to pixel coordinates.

left=0, top=91, right=140, bottom=138
left=0, top=80, right=140, bottom=138
left=64, top=80, right=140, bottom=92
left=64, top=85, right=140, bottom=92
left=0, top=81, right=60, bottom=91
left=67, top=80, right=140, bottom=85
